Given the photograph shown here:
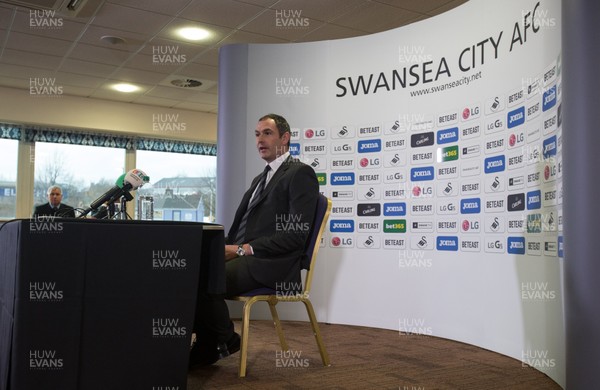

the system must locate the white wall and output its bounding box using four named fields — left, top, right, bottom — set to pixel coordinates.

left=0, top=86, right=217, bottom=142
left=219, top=0, right=564, bottom=387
